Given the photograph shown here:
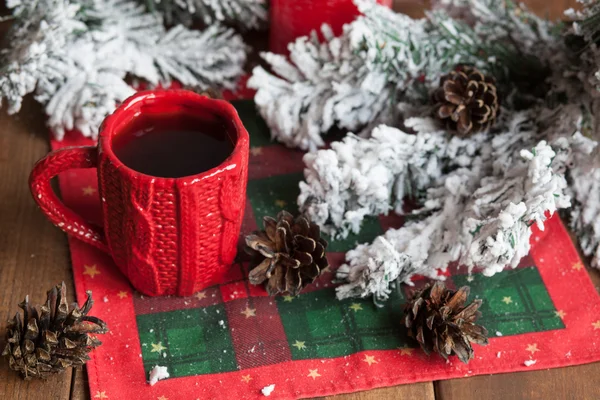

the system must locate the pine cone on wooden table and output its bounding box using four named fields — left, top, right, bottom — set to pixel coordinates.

left=2, top=282, right=108, bottom=379
left=433, top=66, right=500, bottom=136
left=245, top=210, right=329, bottom=296
left=404, top=281, right=488, bottom=363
